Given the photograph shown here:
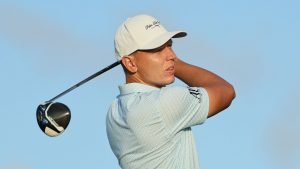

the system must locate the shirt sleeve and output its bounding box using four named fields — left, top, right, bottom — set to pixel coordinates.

left=159, top=86, right=209, bottom=135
